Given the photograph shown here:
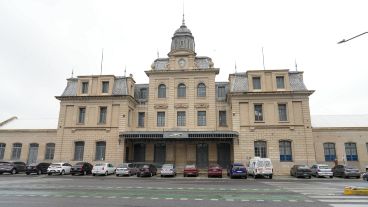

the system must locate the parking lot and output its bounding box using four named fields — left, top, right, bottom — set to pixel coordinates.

left=0, top=173, right=367, bottom=207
